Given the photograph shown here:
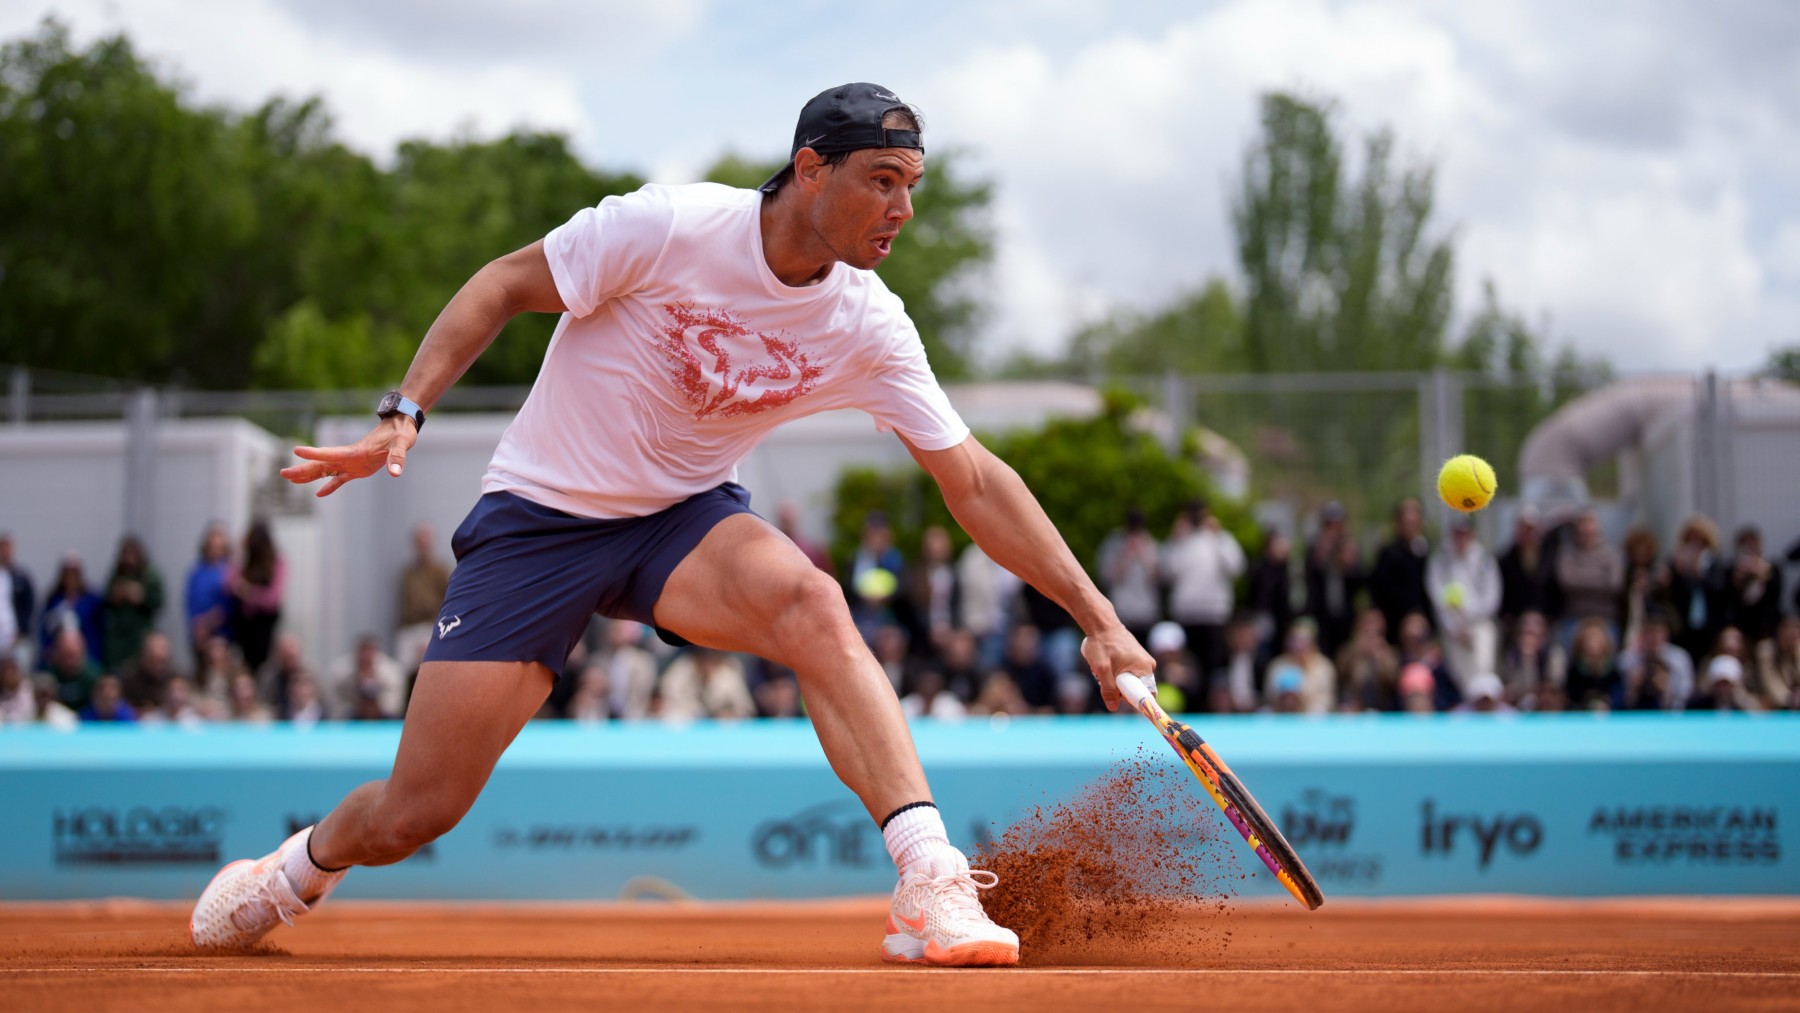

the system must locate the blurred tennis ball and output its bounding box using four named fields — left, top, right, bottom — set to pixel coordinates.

left=1437, top=454, right=1497, bottom=513
left=853, top=566, right=897, bottom=601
